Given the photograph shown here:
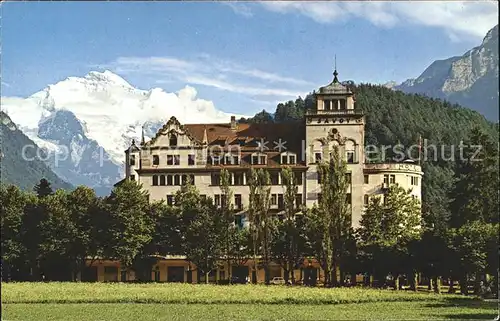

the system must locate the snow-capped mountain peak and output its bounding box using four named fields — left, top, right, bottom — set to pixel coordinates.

left=1, top=70, right=248, bottom=194
left=84, top=70, right=134, bottom=88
